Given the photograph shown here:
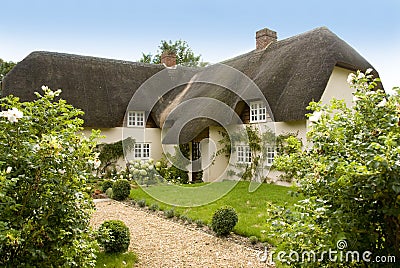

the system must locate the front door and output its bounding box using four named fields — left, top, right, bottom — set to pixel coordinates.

left=191, top=141, right=202, bottom=182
